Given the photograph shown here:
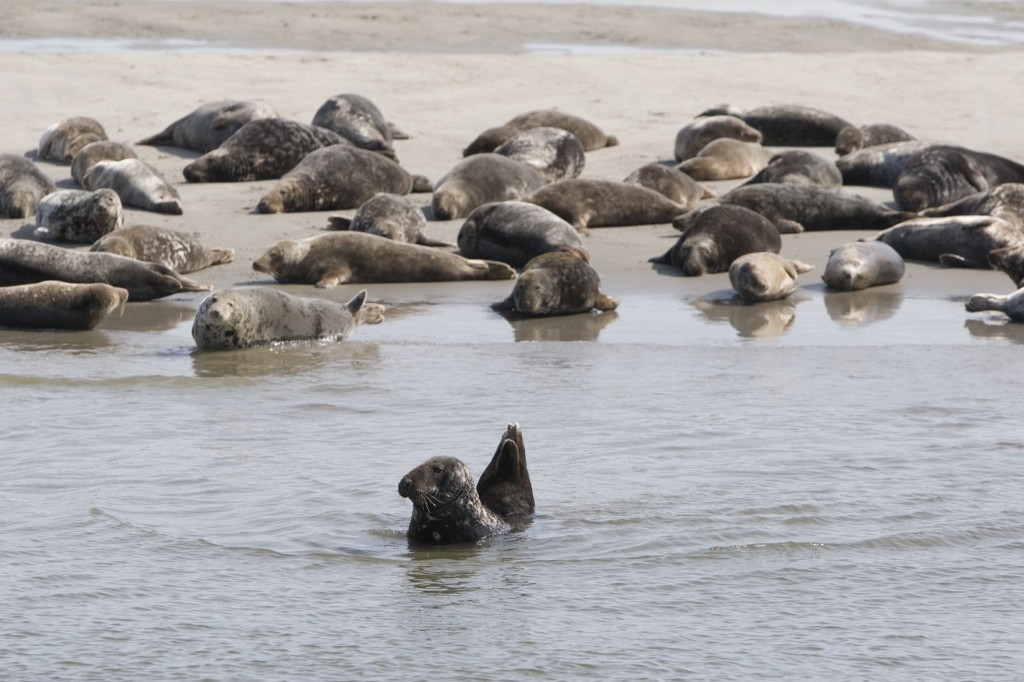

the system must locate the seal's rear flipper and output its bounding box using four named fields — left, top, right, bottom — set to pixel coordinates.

left=477, top=422, right=534, bottom=518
